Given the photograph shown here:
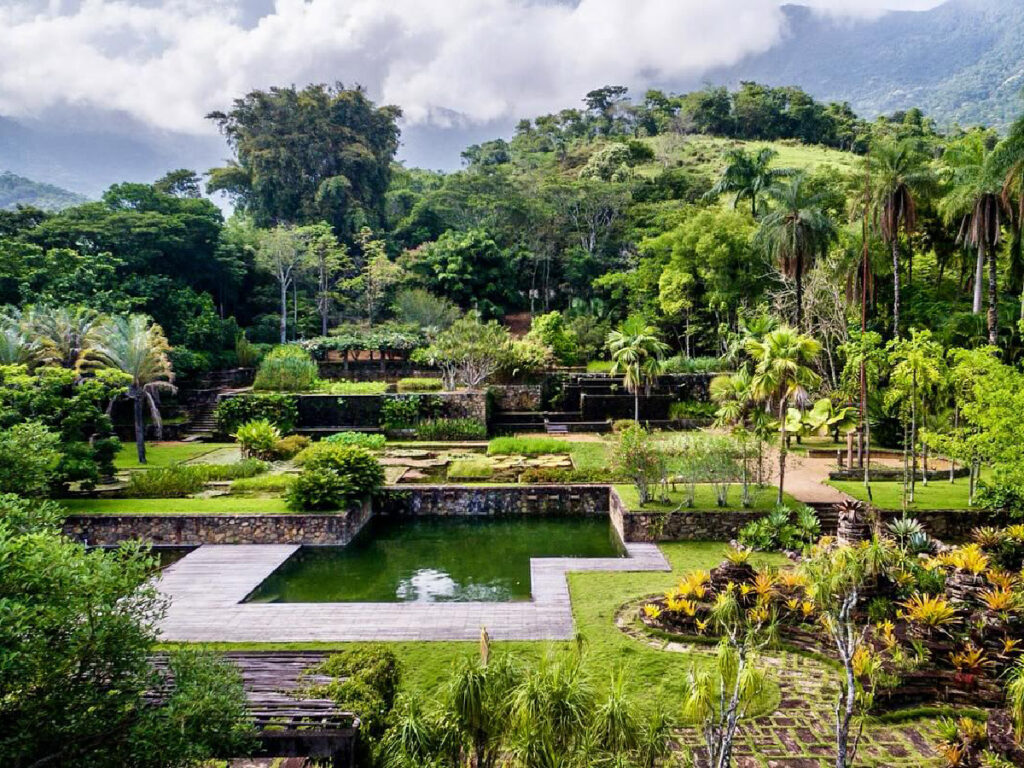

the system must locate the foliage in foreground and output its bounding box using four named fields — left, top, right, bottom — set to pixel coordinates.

left=0, top=494, right=253, bottom=766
